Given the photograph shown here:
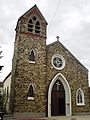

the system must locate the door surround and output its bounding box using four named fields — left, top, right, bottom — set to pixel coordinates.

left=48, top=73, right=72, bottom=117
